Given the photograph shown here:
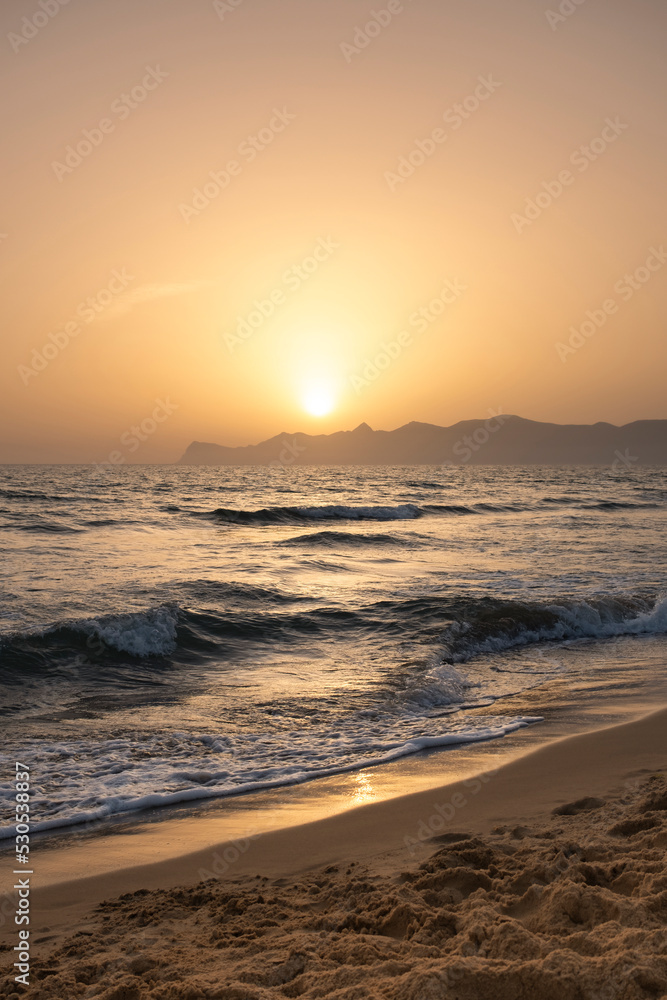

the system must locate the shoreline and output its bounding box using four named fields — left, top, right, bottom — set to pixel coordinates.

left=6, top=639, right=666, bottom=866
left=2, top=702, right=666, bottom=960
left=5, top=630, right=666, bottom=871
